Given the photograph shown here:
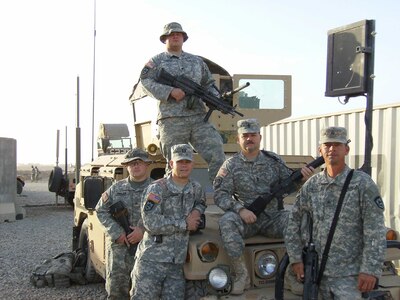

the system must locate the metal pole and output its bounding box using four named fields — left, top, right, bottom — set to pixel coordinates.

left=65, top=126, right=68, bottom=205
left=360, top=20, right=376, bottom=176
left=76, top=76, right=81, bottom=185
